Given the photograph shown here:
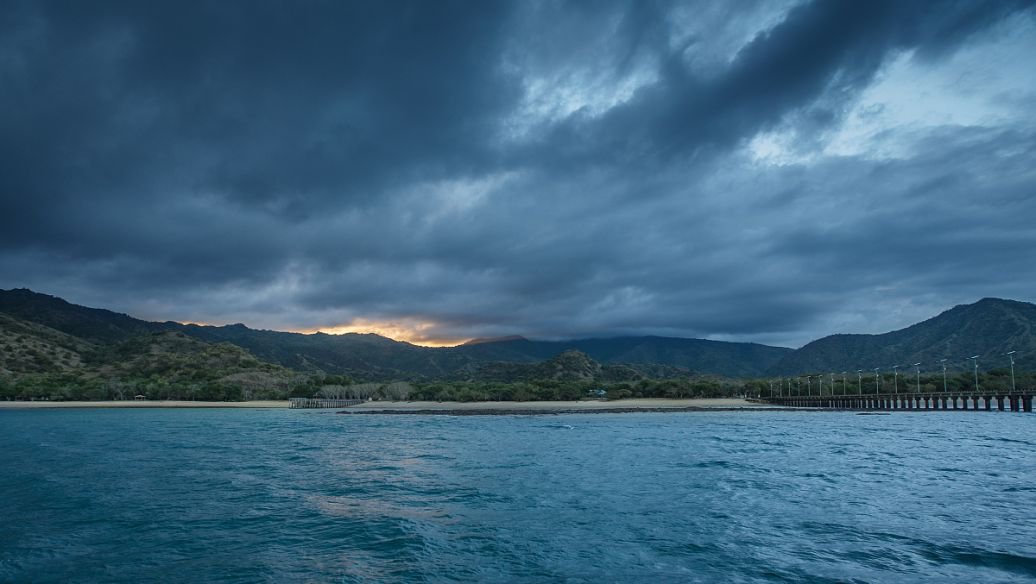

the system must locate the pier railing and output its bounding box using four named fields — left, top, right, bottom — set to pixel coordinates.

left=763, top=390, right=1034, bottom=411
left=289, top=398, right=365, bottom=409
